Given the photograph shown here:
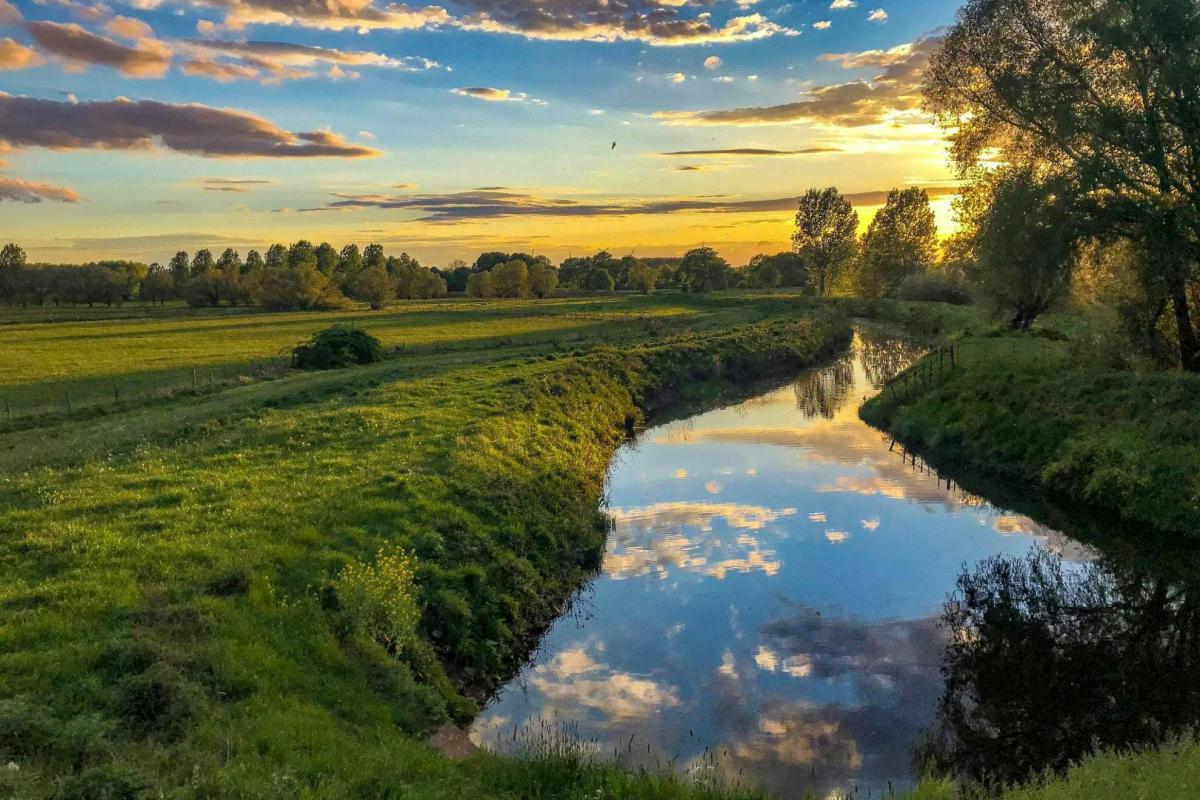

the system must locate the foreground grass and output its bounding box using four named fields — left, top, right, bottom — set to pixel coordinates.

left=857, top=299, right=1200, bottom=536
left=0, top=298, right=846, bottom=799
left=902, top=738, right=1200, bottom=800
